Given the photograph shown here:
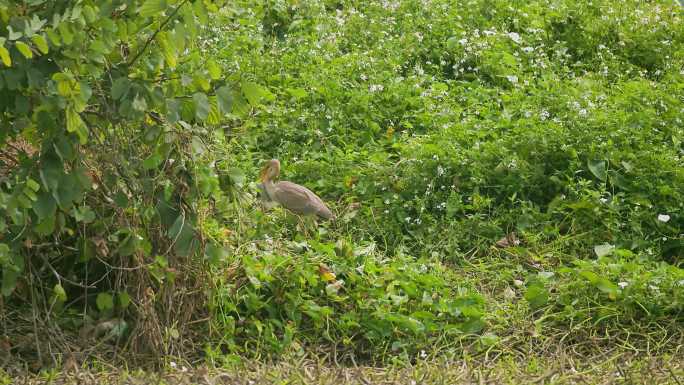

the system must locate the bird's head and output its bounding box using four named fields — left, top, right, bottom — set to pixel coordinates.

left=259, top=159, right=281, bottom=182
